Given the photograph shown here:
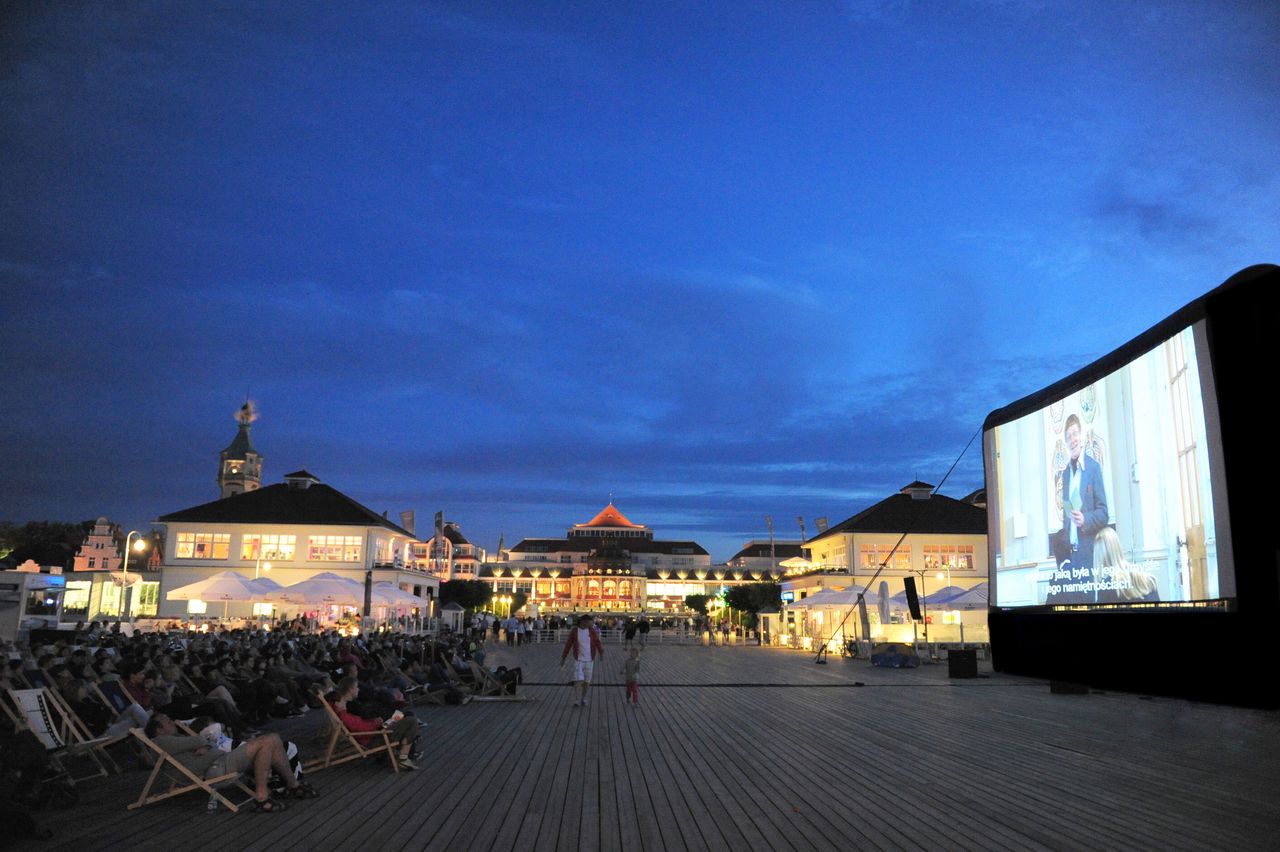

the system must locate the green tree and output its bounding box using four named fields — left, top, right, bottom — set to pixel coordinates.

left=511, top=590, right=529, bottom=614
left=0, top=520, right=95, bottom=569
left=439, top=579, right=492, bottom=611
left=726, top=582, right=781, bottom=615
left=684, top=593, right=710, bottom=615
